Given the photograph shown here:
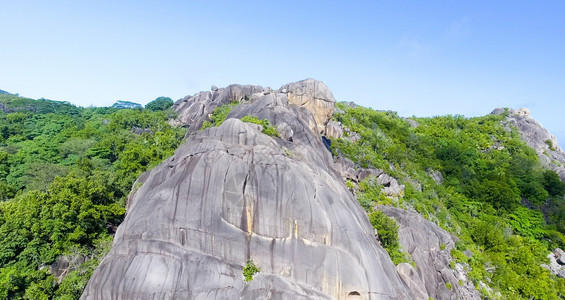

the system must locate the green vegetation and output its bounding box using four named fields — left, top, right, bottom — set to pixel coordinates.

left=0, top=93, right=186, bottom=299
left=201, top=101, right=240, bottom=130
left=331, top=102, right=565, bottom=299
left=242, top=259, right=260, bottom=282
left=369, top=210, right=410, bottom=265
left=145, top=97, right=173, bottom=111
left=3, top=90, right=565, bottom=299
left=197, top=102, right=279, bottom=138
left=546, top=139, right=556, bottom=151
left=240, top=116, right=279, bottom=137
